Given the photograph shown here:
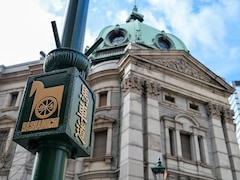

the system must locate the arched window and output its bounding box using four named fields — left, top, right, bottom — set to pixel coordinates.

left=162, top=114, right=208, bottom=164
